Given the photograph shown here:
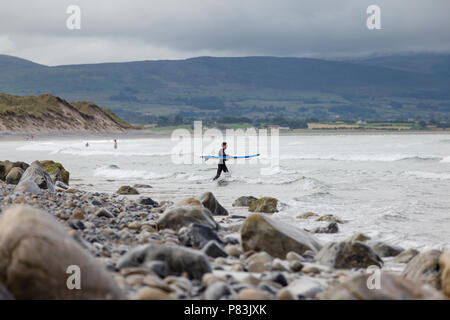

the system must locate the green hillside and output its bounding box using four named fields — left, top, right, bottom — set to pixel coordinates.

left=1, top=54, right=450, bottom=123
